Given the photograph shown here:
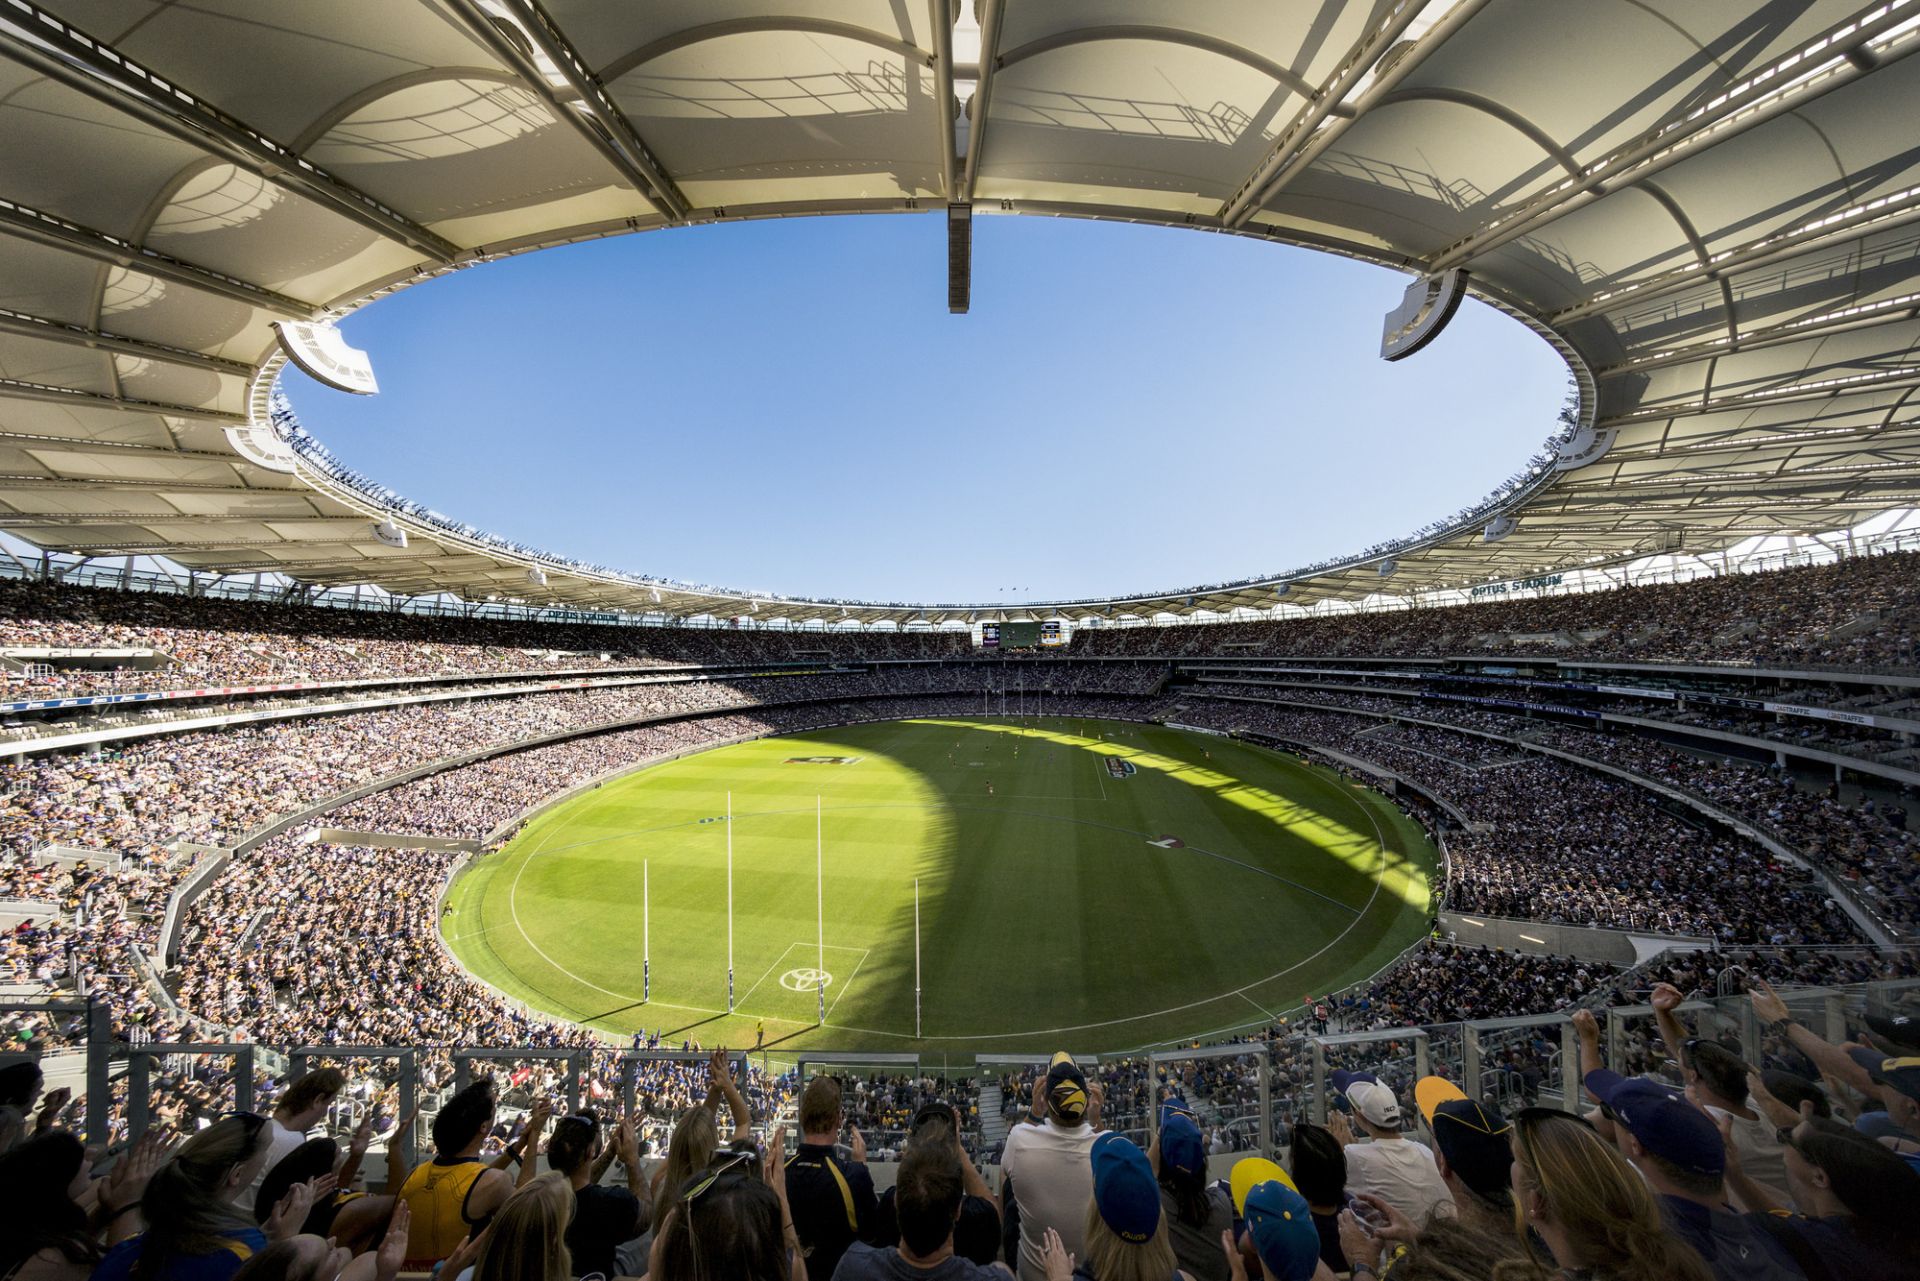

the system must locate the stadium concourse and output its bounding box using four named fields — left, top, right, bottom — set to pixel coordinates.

left=9, top=0, right=1920, bottom=1276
